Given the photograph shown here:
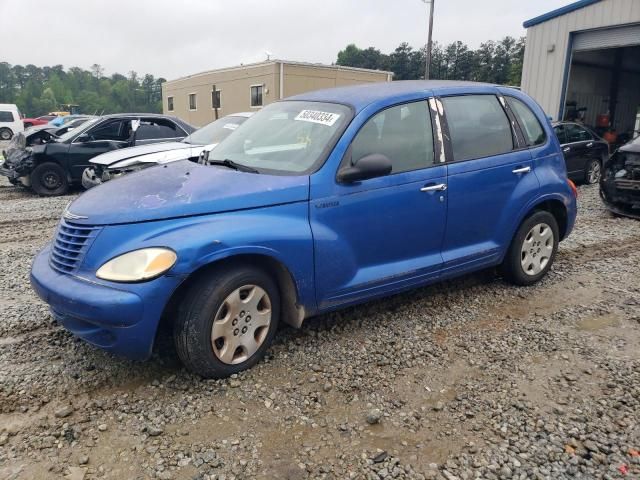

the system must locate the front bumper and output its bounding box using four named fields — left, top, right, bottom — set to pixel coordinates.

left=30, top=244, right=185, bottom=360
left=81, top=167, right=103, bottom=189
left=0, top=165, right=20, bottom=181
left=600, top=178, right=640, bottom=220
